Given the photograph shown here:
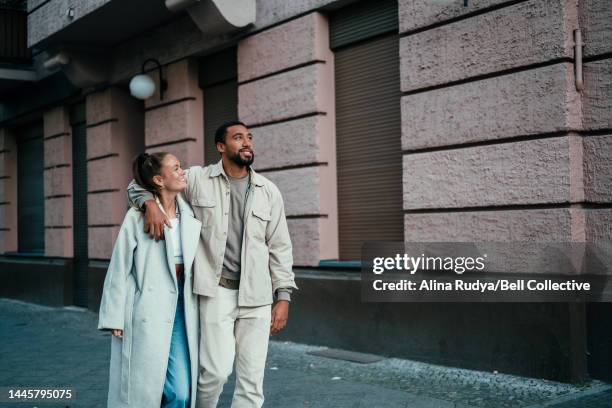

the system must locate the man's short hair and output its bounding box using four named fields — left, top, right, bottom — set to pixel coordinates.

left=214, top=120, right=247, bottom=145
